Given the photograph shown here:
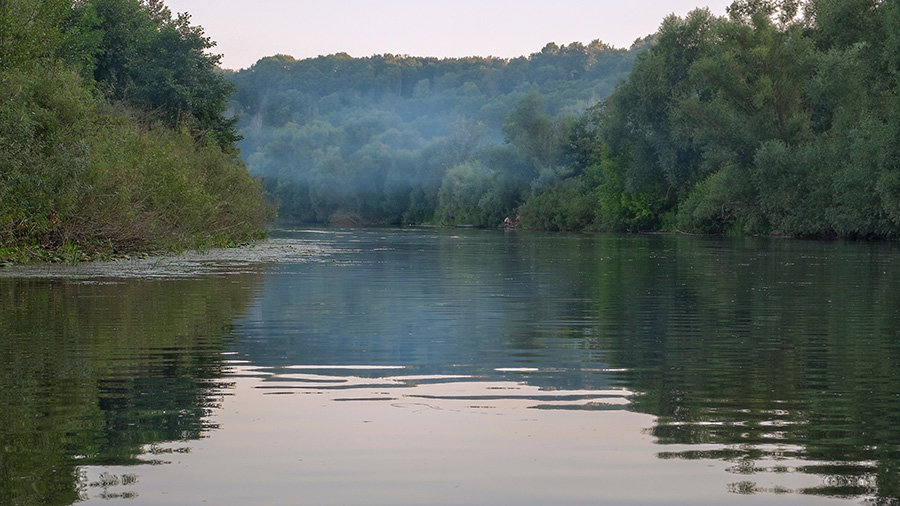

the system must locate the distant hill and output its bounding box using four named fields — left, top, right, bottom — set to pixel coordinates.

left=226, top=40, right=648, bottom=225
